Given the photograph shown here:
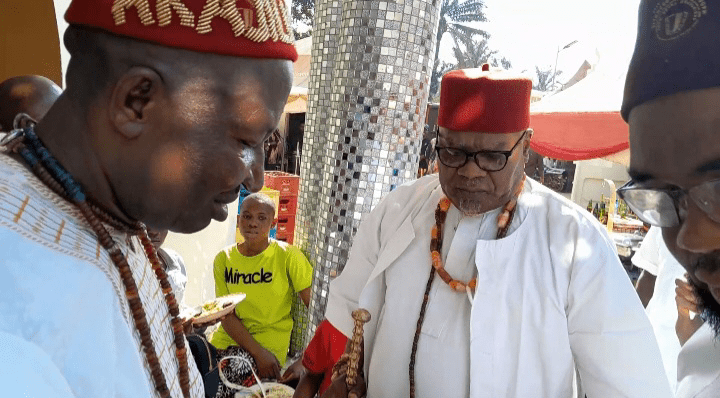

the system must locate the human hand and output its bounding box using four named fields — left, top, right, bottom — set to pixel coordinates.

left=279, top=358, right=305, bottom=383
left=676, top=276, right=704, bottom=346
left=321, top=355, right=366, bottom=398
left=252, top=346, right=282, bottom=380
left=181, top=313, right=229, bottom=334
